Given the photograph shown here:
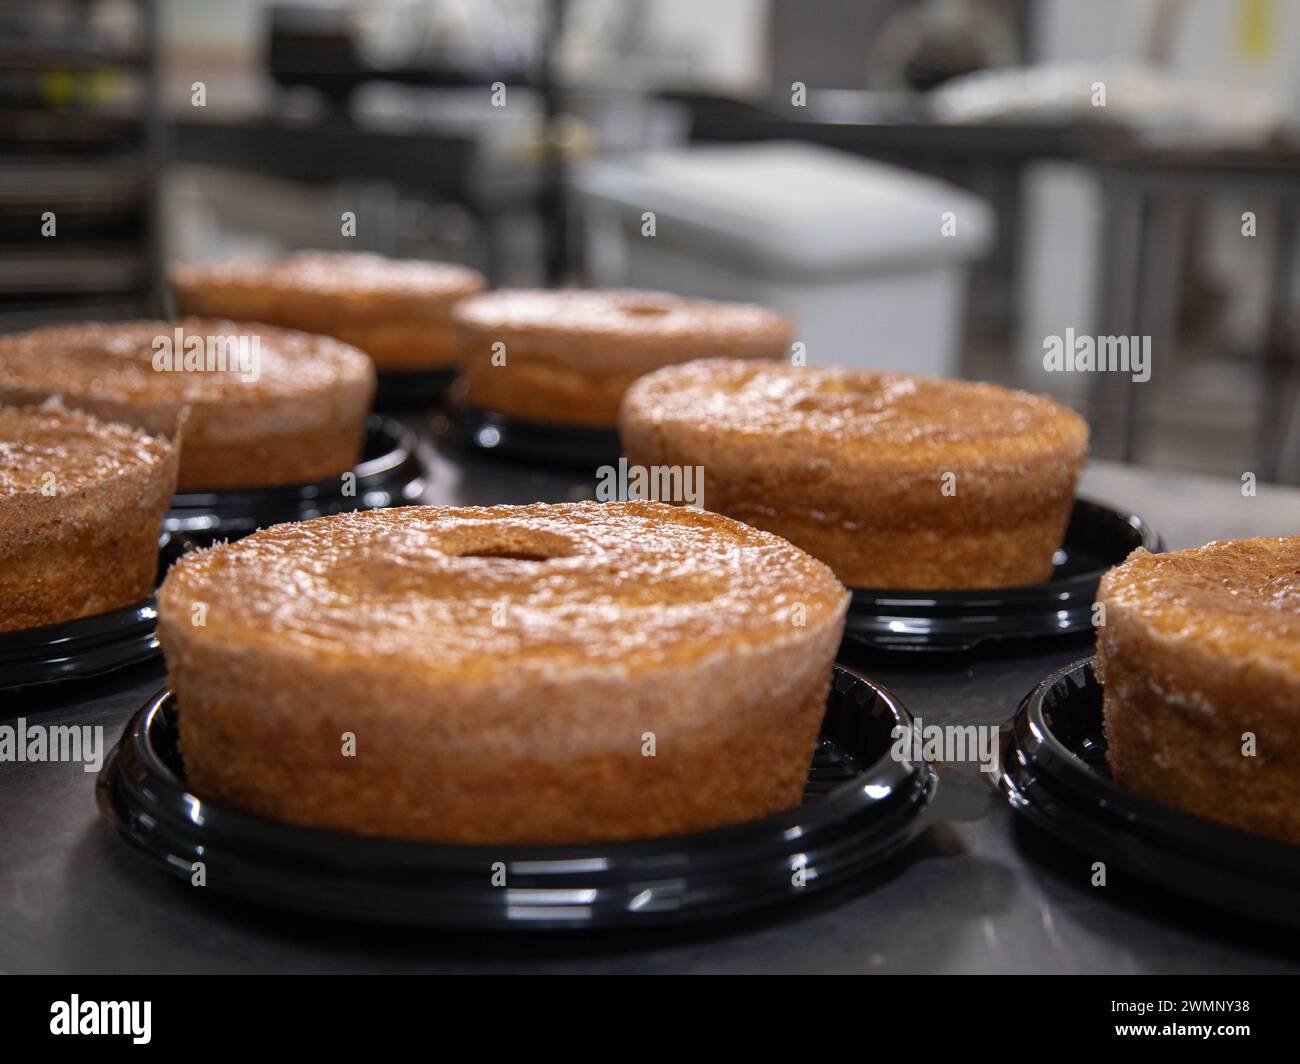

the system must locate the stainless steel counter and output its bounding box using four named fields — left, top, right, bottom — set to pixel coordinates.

left=3, top=439, right=1298, bottom=974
